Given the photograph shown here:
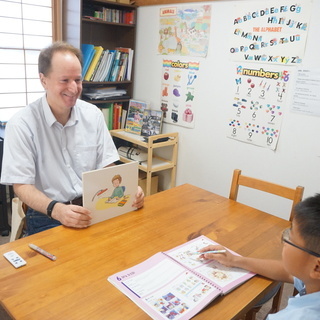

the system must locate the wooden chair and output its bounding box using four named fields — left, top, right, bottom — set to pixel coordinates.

left=10, top=197, right=26, bottom=241
left=229, top=169, right=304, bottom=320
